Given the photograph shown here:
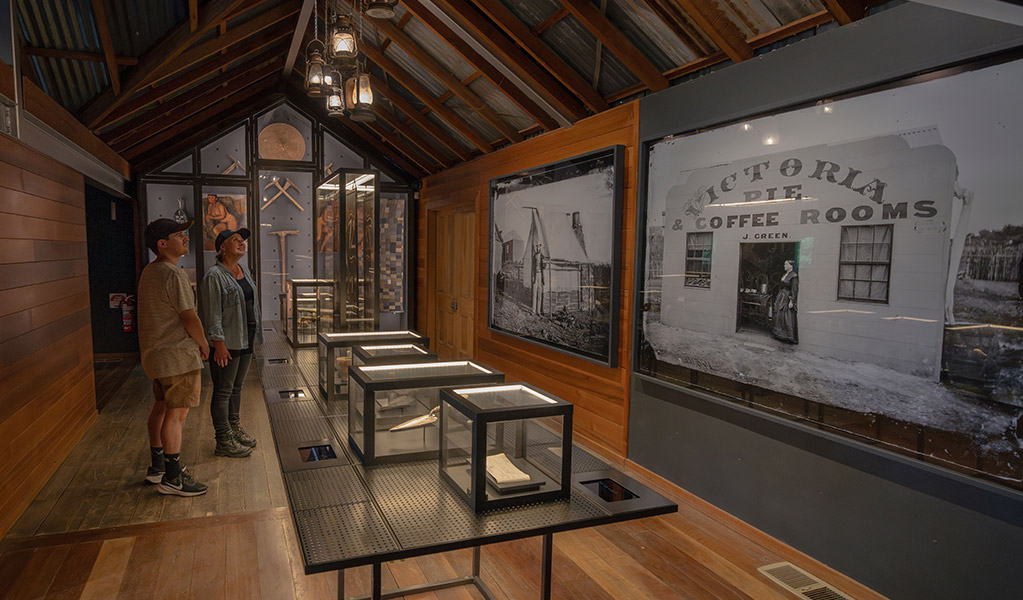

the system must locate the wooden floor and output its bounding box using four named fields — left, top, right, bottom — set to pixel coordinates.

left=93, top=357, right=139, bottom=414
left=0, top=344, right=888, bottom=599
